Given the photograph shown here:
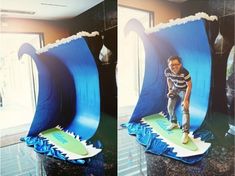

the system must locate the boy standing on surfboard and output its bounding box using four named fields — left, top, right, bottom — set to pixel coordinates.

left=164, top=56, right=192, bottom=144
